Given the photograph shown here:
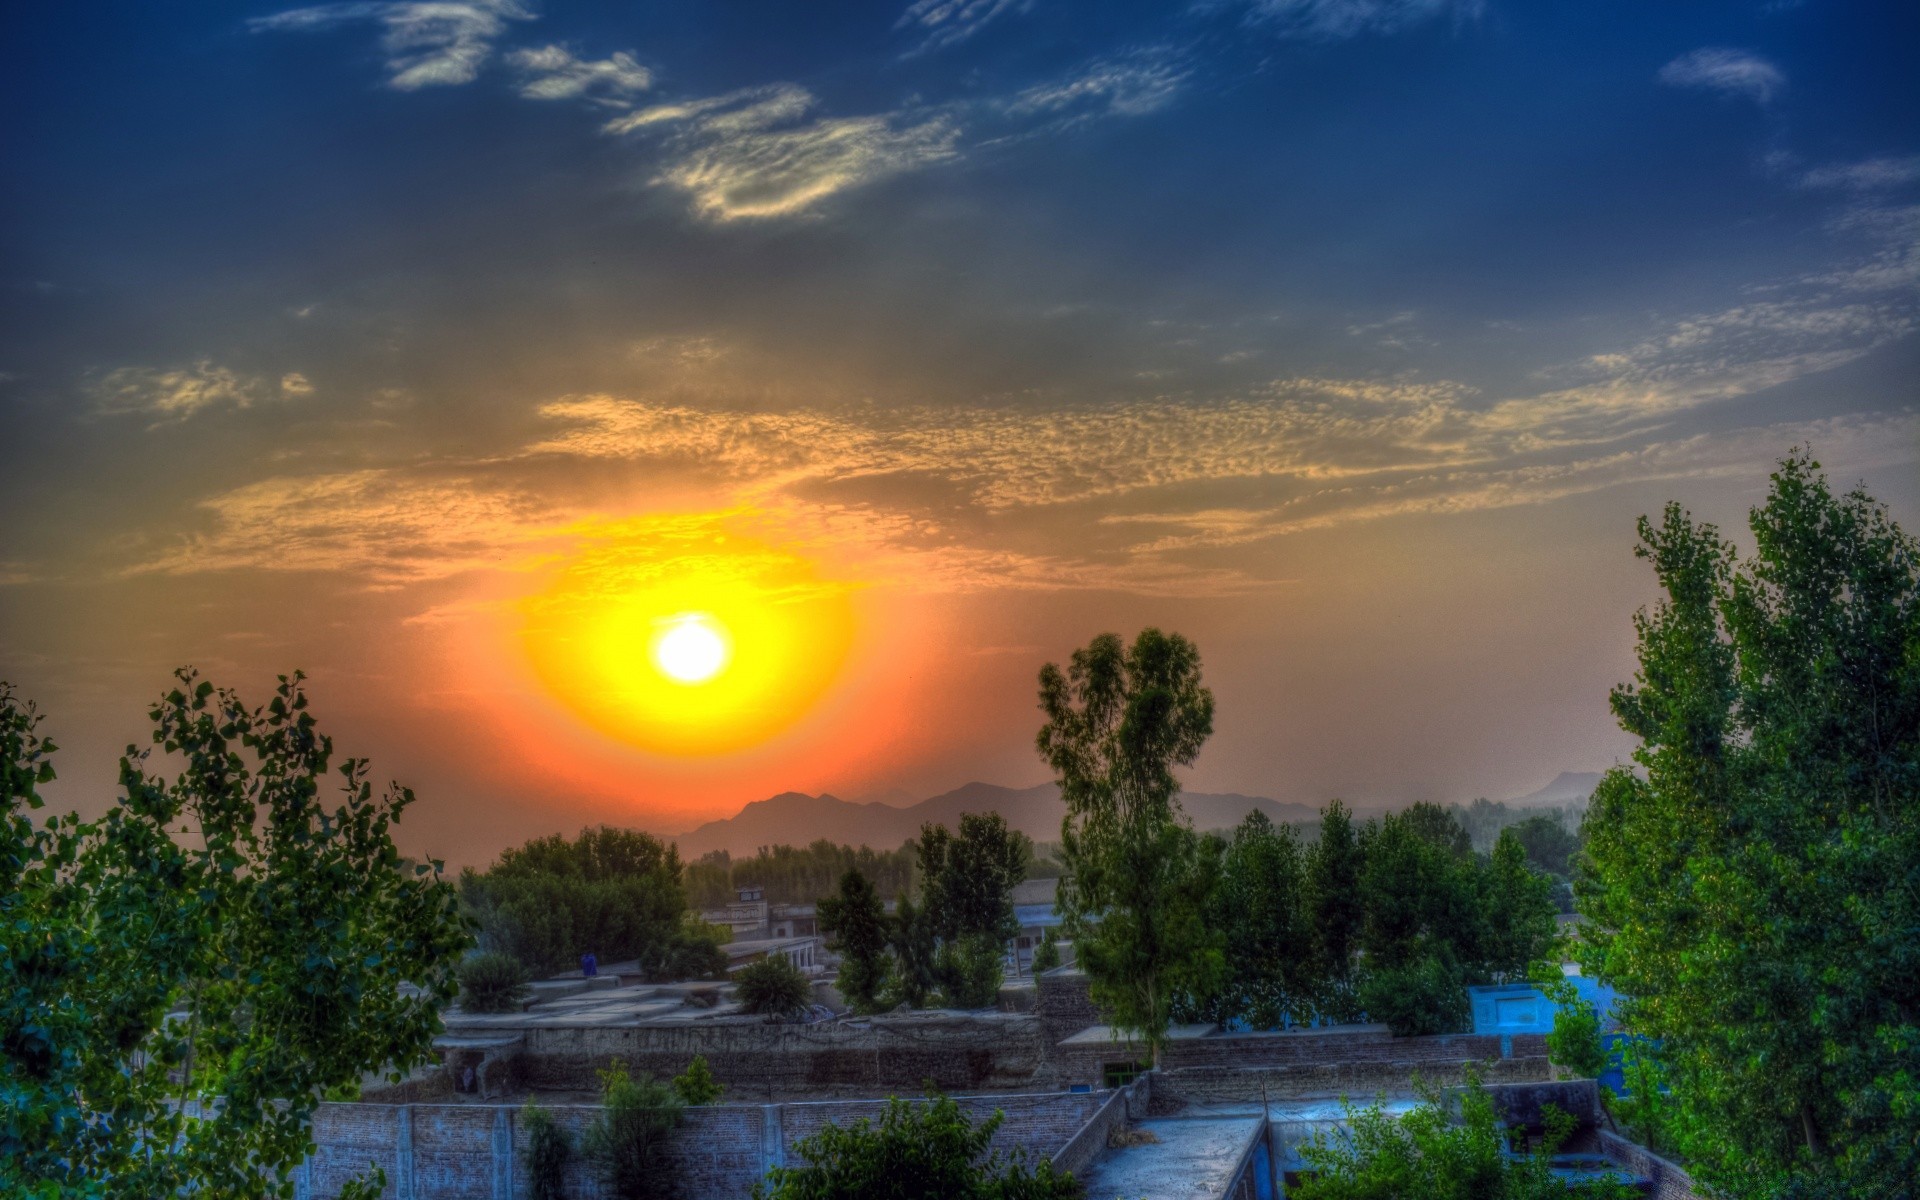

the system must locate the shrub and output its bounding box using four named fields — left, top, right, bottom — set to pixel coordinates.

left=583, top=1061, right=684, bottom=1200
left=753, top=1090, right=1083, bottom=1200
left=523, top=1102, right=572, bottom=1200
left=1294, top=1078, right=1636, bottom=1200
left=1531, top=966, right=1608, bottom=1081
left=672, top=1054, right=723, bottom=1106
left=458, top=951, right=531, bottom=1013
left=734, top=955, right=811, bottom=1018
